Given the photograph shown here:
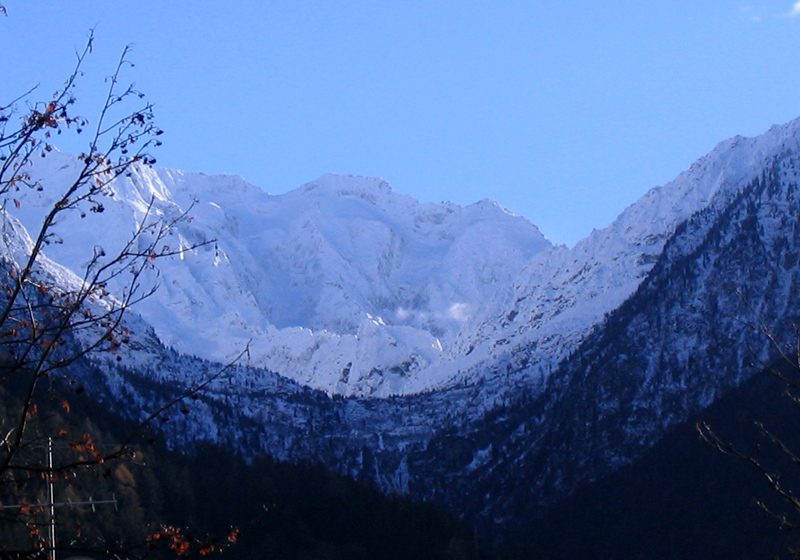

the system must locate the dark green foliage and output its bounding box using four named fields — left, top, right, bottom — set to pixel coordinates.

left=158, top=448, right=477, bottom=560
left=0, top=377, right=491, bottom=560
left=517, top=370, right=800, bottom=560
